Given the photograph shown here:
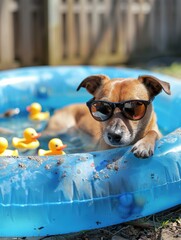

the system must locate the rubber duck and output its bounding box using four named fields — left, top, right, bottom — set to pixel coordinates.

left=26, top=102, right=50, bottom=121
left=12, top=128, right=41, bottom=150
left=0, top=137, right=18, bottom=156
left=38, top=138, right=67, bottom=156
